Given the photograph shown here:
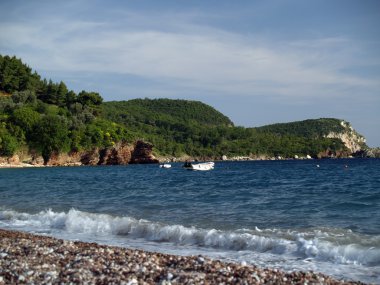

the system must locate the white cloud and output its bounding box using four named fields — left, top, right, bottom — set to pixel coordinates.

left=1, top=8, right=379, bottom=103
left=1, top=2, right=379, bottom=145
